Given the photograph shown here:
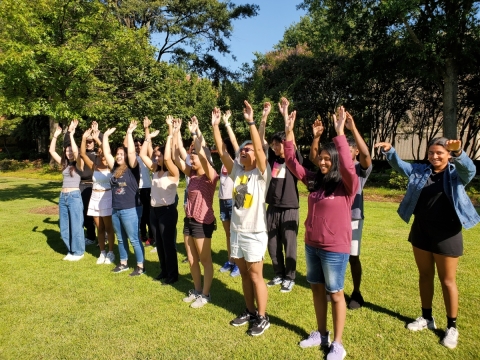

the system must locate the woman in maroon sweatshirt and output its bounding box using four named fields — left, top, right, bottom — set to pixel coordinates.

left=284, top=107, right=358, bottom=360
